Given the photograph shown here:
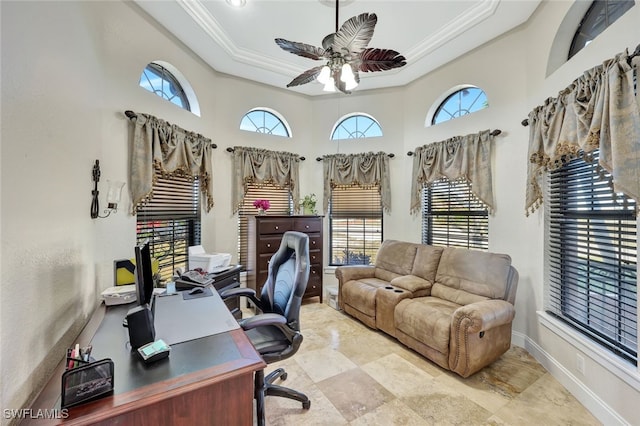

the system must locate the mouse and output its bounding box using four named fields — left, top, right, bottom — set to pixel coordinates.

left=189, top=287, right=204, bottom=295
